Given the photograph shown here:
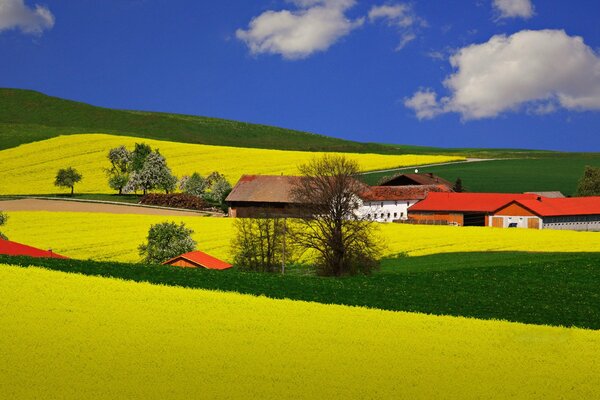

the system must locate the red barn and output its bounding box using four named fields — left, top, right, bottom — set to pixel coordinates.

left=0, top=239, right=68, bottom=259
left=162, top=251, right=232, bottom=270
